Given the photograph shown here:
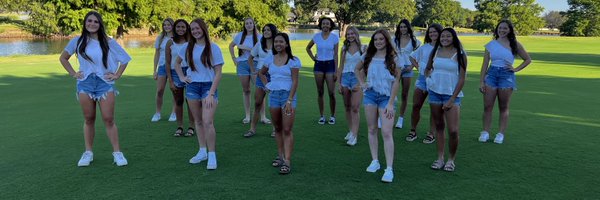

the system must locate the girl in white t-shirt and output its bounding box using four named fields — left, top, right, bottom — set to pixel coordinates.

left=165, top=19, right=195, bottom=137
left=174, top=18, right=225, bottom=170
left=258, top=33, right=300, bottom=175
left=151, top=18, right=176, bottom=122
left=391, top=19, right=421, bottom=129
left=244, top=24, right=278, bottom=138
left=355, top=29, right=401, bottom=183
left=59, top=11, right=131, bottom=167
left=306, top=17, right=339, bottom=125
left=337, top=26, right=366, bottom=146
left=228, top=17, right=261, bottom=124
left=424, top=28, right=467, bottom=172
